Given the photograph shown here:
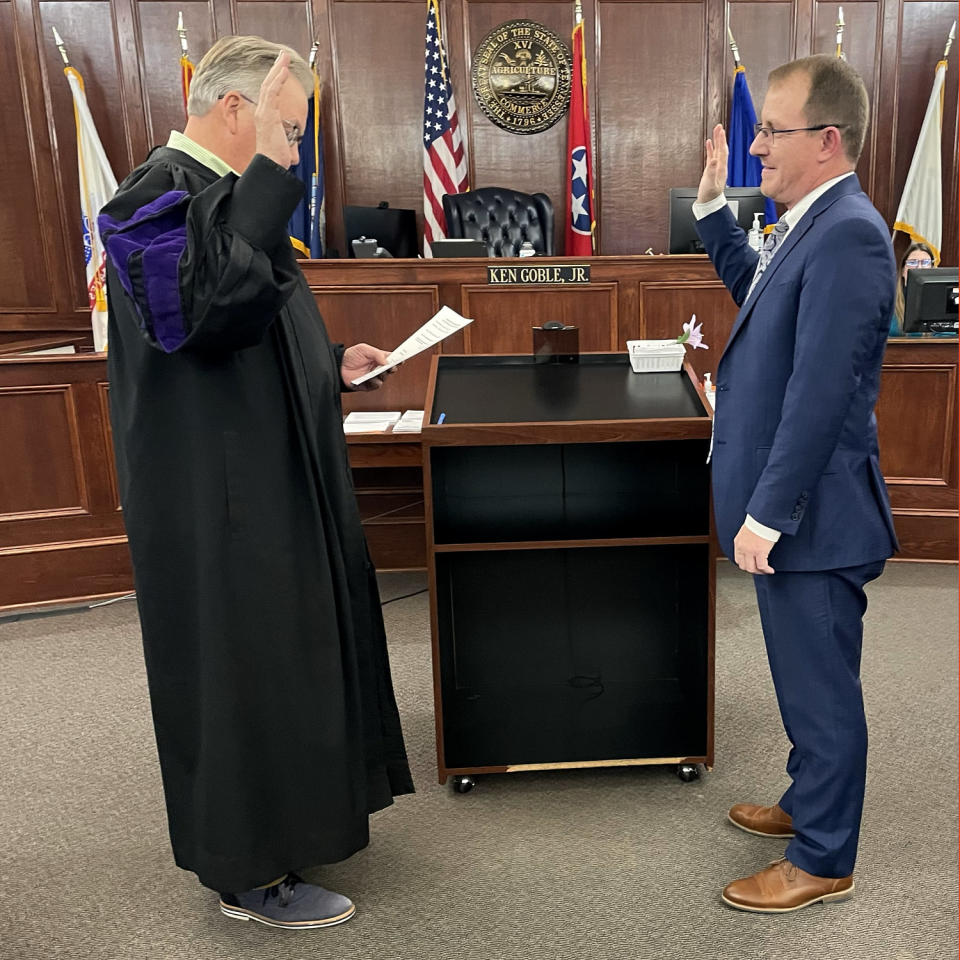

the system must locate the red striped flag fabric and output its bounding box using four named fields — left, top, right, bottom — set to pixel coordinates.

left=422, top=0, right=468, bottom=256
left=564, top=15, right=595, bottom=256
